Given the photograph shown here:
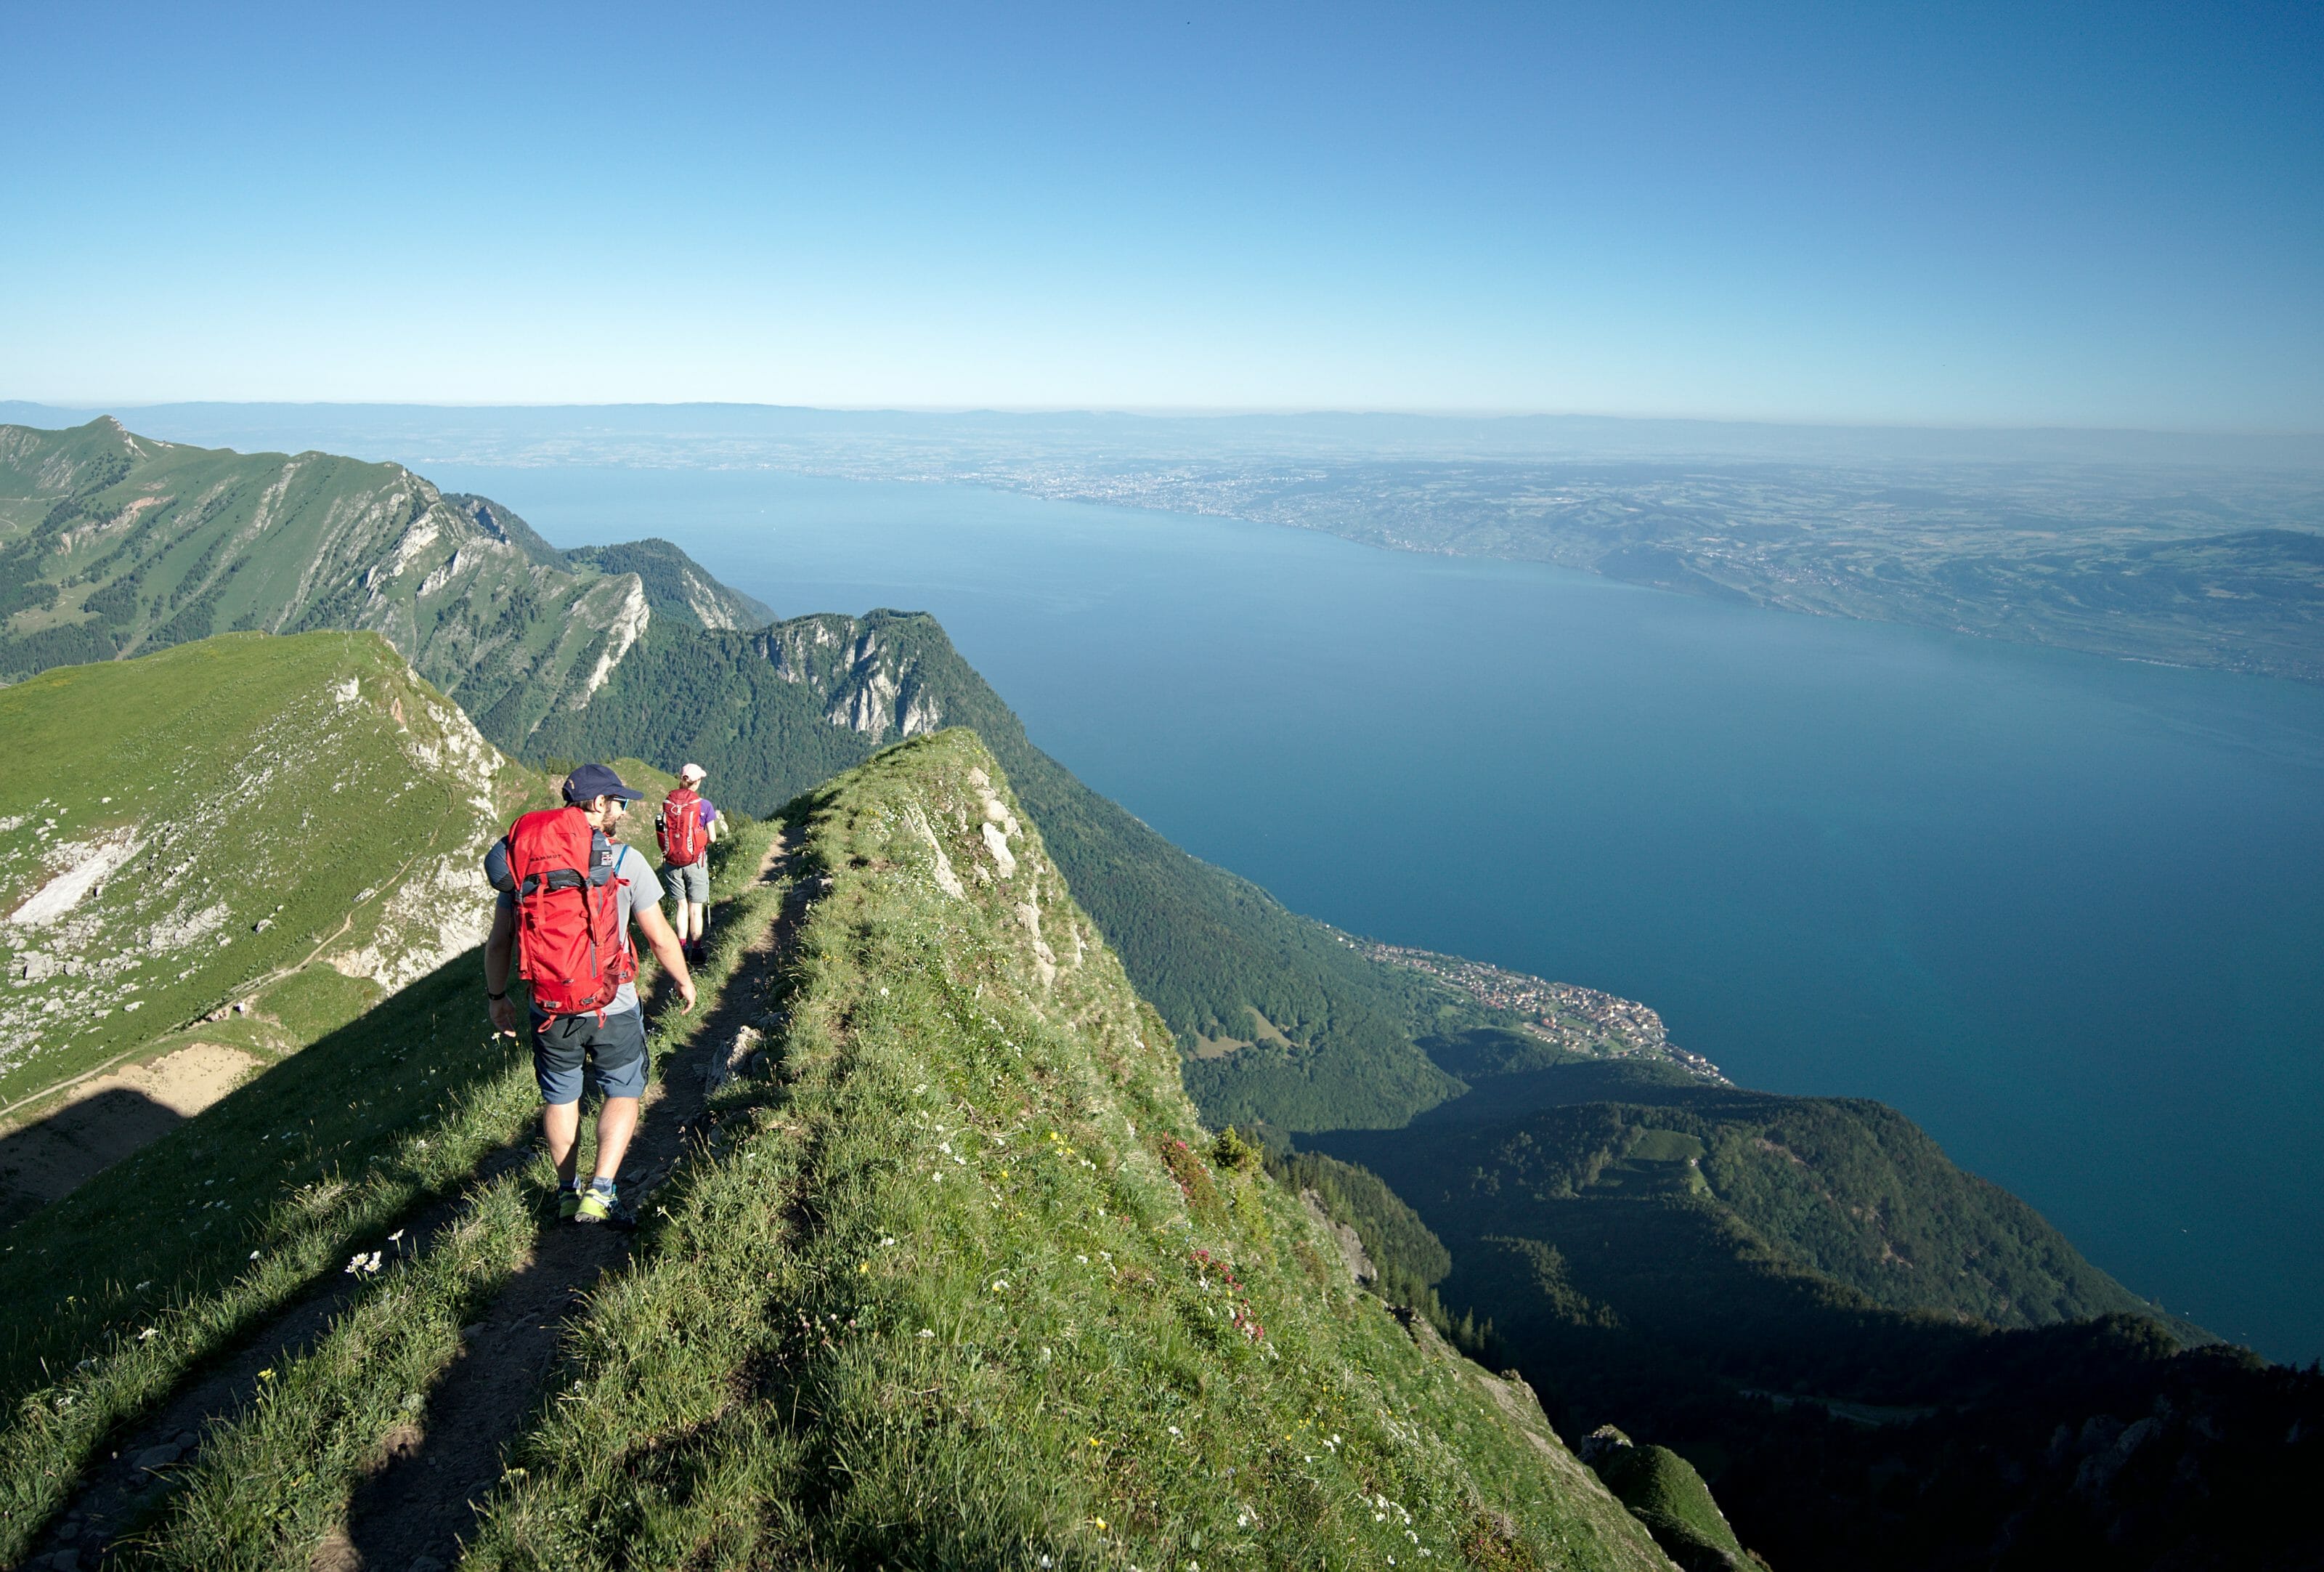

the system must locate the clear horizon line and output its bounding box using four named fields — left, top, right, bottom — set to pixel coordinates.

left=5, top=394, right=2321, bottom=442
